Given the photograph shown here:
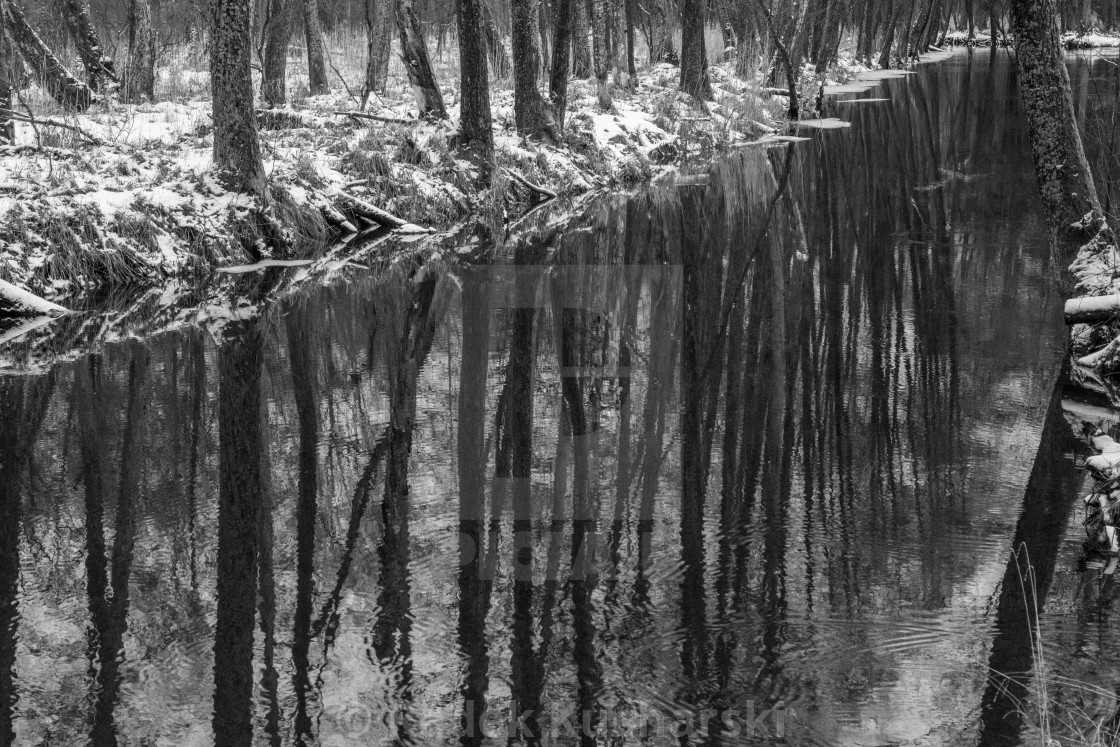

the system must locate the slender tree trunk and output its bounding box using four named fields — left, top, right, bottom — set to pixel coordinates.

left=549, top=0, right=574, bottom=122
left=649, top=0, right=677, bottom=63
left=587, top=0, right=613, bottom=108
left=608, top=0, right=628, bottom=87
left=2, top=0, right=94, bottom=110
left=624, top=0, right=637, bottom=88
left=126, top=0, right=155, bottom=102
left=362, top=0, right=393, bottom=103
left=302, top=0, right=329, bottom=94
left=262, top=0, right=292, bottom=105
left=572, top=0, right=593, bottom=76
left=396, top=0, right=448, bottom=118
left=680, top=0, right=711, bottom=99
left=210, top=0, right=268, bottom=197
left=481, top=0, right=511, bottom=78
left=1010, top=0, right=1104, bottom=233
left=60, top=0, right=117, bottom=91
left=0, top=22, right=17, bottom=143
left=512, top=0, right=559, bottom=137
left=458, top=0, right=494, bottom=158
